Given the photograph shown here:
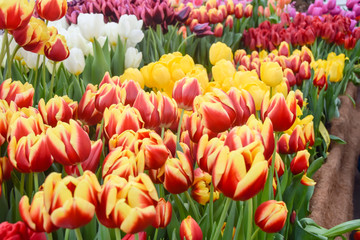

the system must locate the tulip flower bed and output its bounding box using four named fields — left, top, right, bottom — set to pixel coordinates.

left=1, top=0, right=360, bottom=239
